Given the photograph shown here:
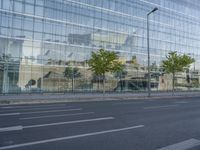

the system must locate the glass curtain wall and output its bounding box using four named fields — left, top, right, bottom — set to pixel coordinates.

left=0, top=0, right=199, bottom=94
